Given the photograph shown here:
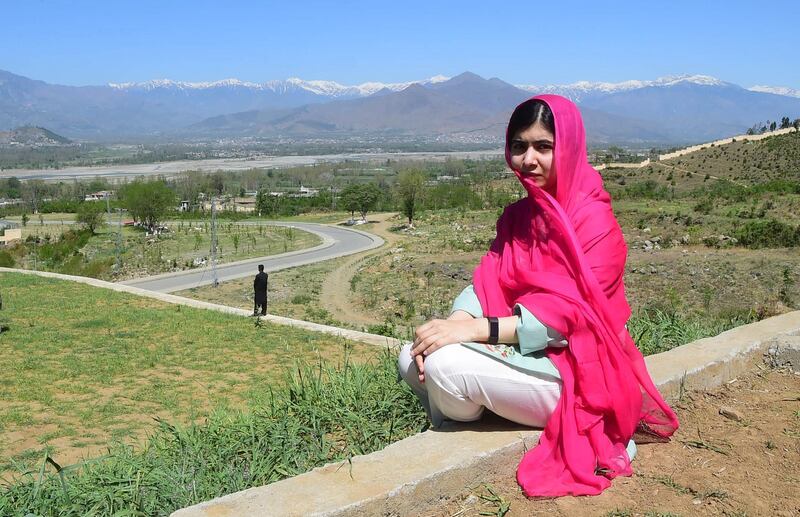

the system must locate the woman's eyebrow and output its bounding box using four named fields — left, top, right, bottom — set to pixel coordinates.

left=511, top=138, right=553, bottom=145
